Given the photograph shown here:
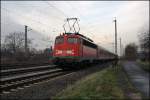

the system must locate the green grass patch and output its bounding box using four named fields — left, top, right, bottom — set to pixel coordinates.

left=53, top=67, right=124, bottom=99
left=137, top=60, right=150, bottom=72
